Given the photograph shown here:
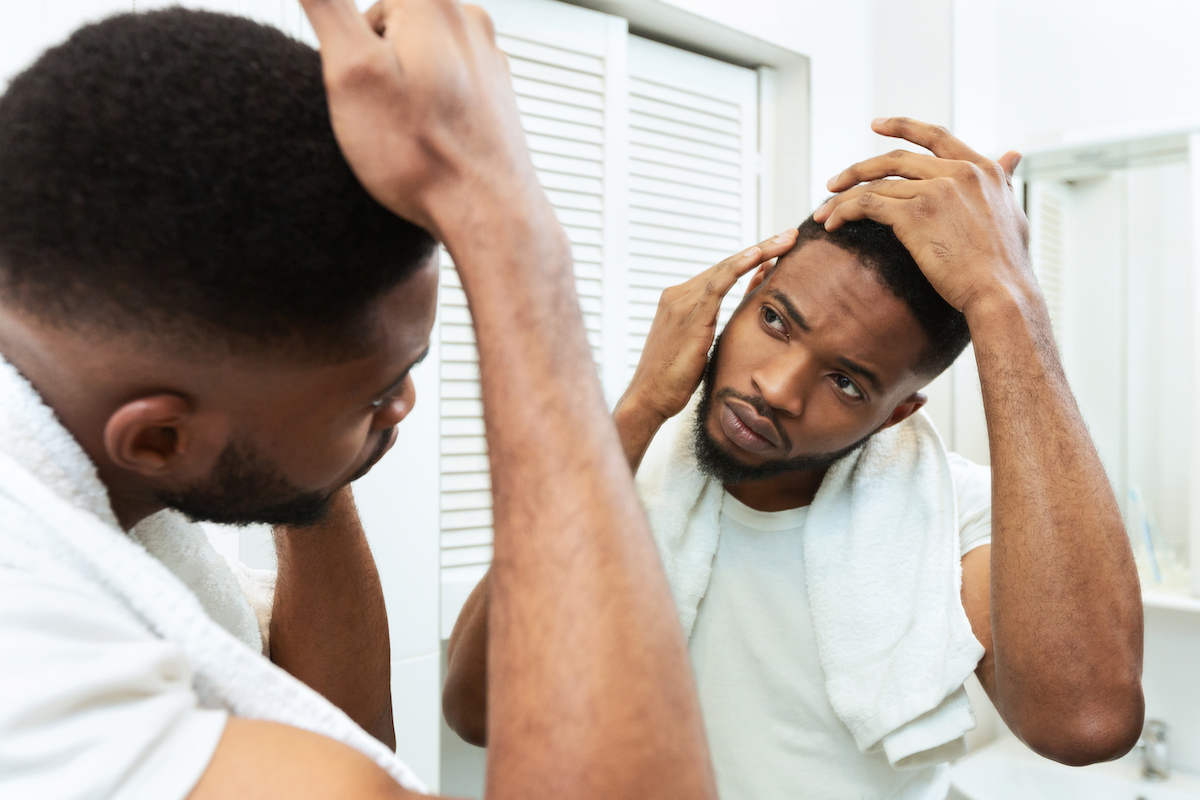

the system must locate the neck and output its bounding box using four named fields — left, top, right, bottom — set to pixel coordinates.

left=725, top=467, right=827, bottom=512
left=0, top=310, right=164, bottom=530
